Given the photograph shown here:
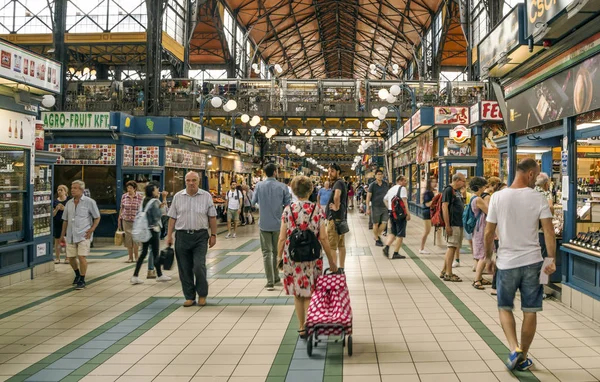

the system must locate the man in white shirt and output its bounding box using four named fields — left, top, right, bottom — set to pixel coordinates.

left=382, top=175, right=410, bottom=259
left=226, top=182, right=242, bottom=238
left=484, top=158, right=556, bottom=372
